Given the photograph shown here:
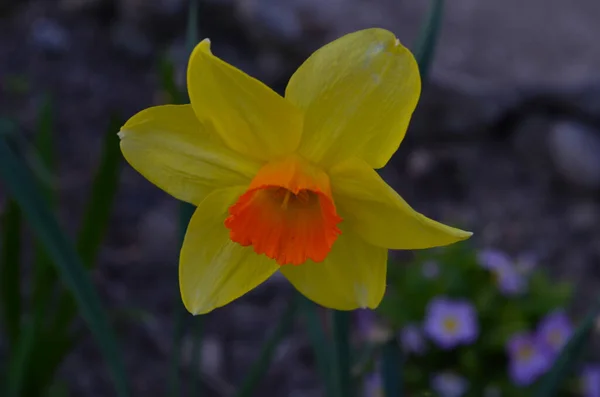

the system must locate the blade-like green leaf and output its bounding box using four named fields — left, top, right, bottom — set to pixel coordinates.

left=77, top=114, right=123, bottom=268
left=1, top=198, right=21, bottom=348
left=159, top=57, right=184, bottom=105
left=31, top=92, right=58, bottom=316
left=534, top=298, right=600, bottom=397
left=413, top=0, right=444, bottom=81
left=332, top=310, right=352, bottom=397
left=0, top=138, right=130, bottom=397
left=235, top=300, right=297, bottom=397
left=4, top=314, right=37, bottom=397
left=27, top=114, right=125, bottom=395
left=381, top=338, right=403, bottom=397
left=297, top=296, right=335, bottom=397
